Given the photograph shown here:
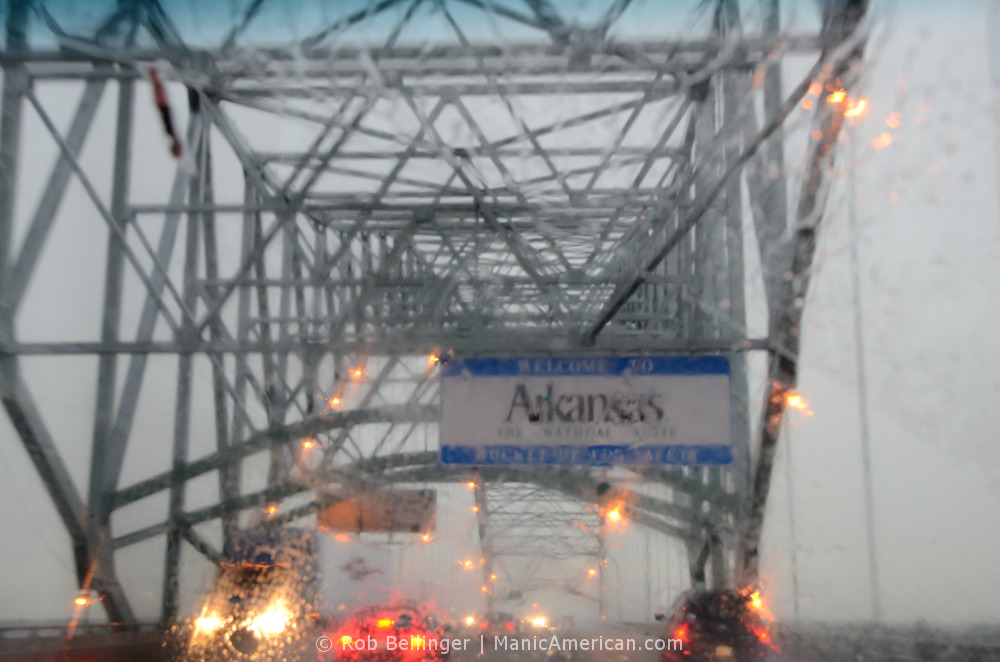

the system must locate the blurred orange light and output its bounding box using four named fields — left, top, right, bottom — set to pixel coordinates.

left=745, top=587, right=775, bottom=622
left=588, top=568, right=598, bottom=577
left=827, top=89, right=846, bottom=104
left=341, top=635, right=353, bottom=645
left=808, top=82, right=822, bottom=96
left=328, top=396, right=342, bottom=408
left=784, top=392, right=814, bottom=417
left=302, top=438, right=315, bottom=450
left=871, top=132, right=893, bottom=150
left=377, top=619, right=393, bottom=628
left=265, top=505, right=278, bottom=515
left=844, top=98, right=867, bottom=118
left=607, top=508, right=621, bottom=522
left=421, top=533, right=432, bottom=543
left=462, top=559, right=475, bottom=569
left=464, top=616, right=475, bottom=626
left=350, top=367, right=365, bottom=381
left=471, top=506, right=479, bottom=513
left=465, top=481, right=477, bottom=490
left=886, top=111, right=902, bottom=129
left=489, top=573, right=497, bottom=582
left=74, top=596, right=89, bottom=607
